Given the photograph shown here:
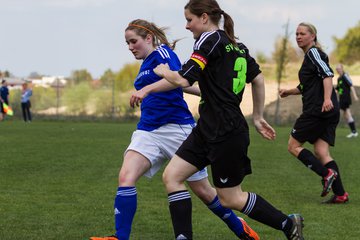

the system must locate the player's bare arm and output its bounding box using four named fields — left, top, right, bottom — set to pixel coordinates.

left=251, top=73, right=276, bottom=140
left=351, top=86, right=359, bottom=101
left=130, top=78, right=177, bottom=108
left=154, top=63, right=190, bottom=88
left=322, top=77, right=334, bottom=112
left=279, top=87, right=301, bottom=98
left=183, top=84, right=201, bottom=96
